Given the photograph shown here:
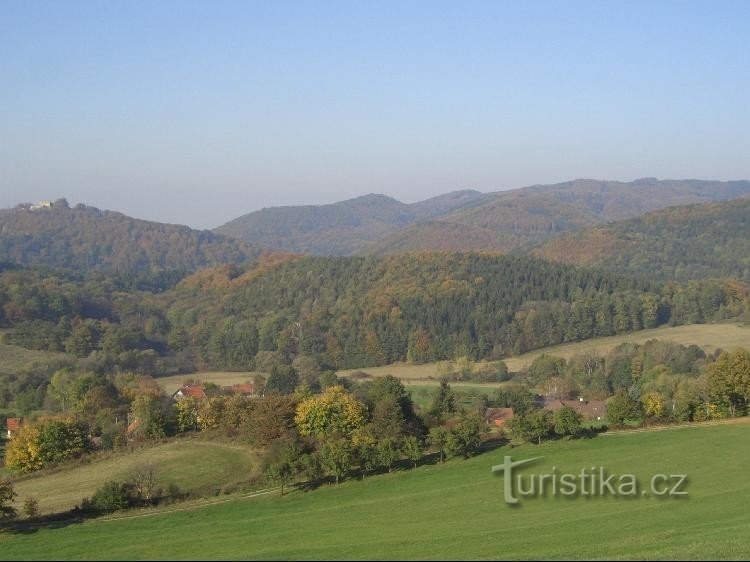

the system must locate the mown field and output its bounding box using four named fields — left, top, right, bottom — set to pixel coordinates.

left=0, top=338, right=70, bottom=375
left=2, top=420, right=748, bottom=560
left=3, top=437, right=260, bottom=516
left=155, top=371, right=262, bottom=394
left=337, top=322, right=750, bottom=382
